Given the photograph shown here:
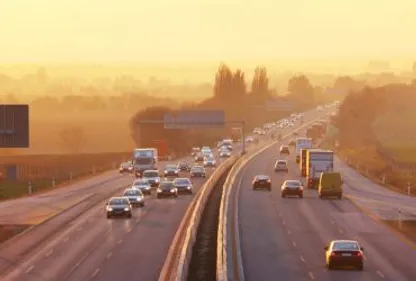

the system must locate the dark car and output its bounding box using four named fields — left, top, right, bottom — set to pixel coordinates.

left=190, top=166, right=206, bottom=178
left=131, top=179, right=152, bottom=195
left=325, top=240, right=364, bottom=270
left=106, top=197, right=132, bottom=218
left=119, top=162, right=133, bottom=174
left=122, top=188, right=145, bottom=207
left=274, top=159, right=288, bottom=172
left=164, top=164, right=179, bottom=177
left=194, top=152, right=204, bottom=162
left=288, top=139, right=296, bottom=146
left=280, top=145, right=290, bottom=155
left=142, top=170, right=161, bottom=187
left=252, top=175, right=271, bottom=191
left=156, top=181, right=178, bottom=198
left=173, top=177, right=194, bottom=194
left=281, top=180, right=303, bottom=198
left=177, top=161, right=191, bottom=172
